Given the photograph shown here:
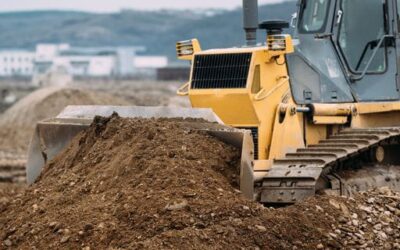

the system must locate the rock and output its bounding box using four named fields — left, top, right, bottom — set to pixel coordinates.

left=338, top=216, right=347, bottom=224
left=384, top=227, right=394, bottom=235
left=165, top=199, right=188, bottom=211
left=355, top=233, right=364, bottom=239
left=4, top=239, right=12, bottom=247
left=352, top=220, right=359, bottom=227
left=242, top=206, right=250, bottom=211
left=255, top=225, right=267, bottom=232
left=293, top=240, right=303, bottom=246
left=359, top=205, right=373, bottom=213
left=386, top=205, right=396, bottom=212
left=49, top=221, right=57, bottom=228
left=183, top=193, right=197, bottom=198
left=329, top=233, right=338, bottom=239
left=381, top=215, right=393, bottom=224
left=30, top=228, right=38, bottom=235
left=316, top=243, right=324, bottom=249
left=329, top=199, right=341, bottom=210
left=378, top=232, right=388, bottom=240
left=0, top=197, right=10, bottom=205
left=32, top=204, right=39, bottom=212
left=60, top=236, right=70, bottom=243
left=340, top=204, right=351, bottom=217
left=378, top=186, right=392, bottom=195
left=316, top=205, right=324, bottom=212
